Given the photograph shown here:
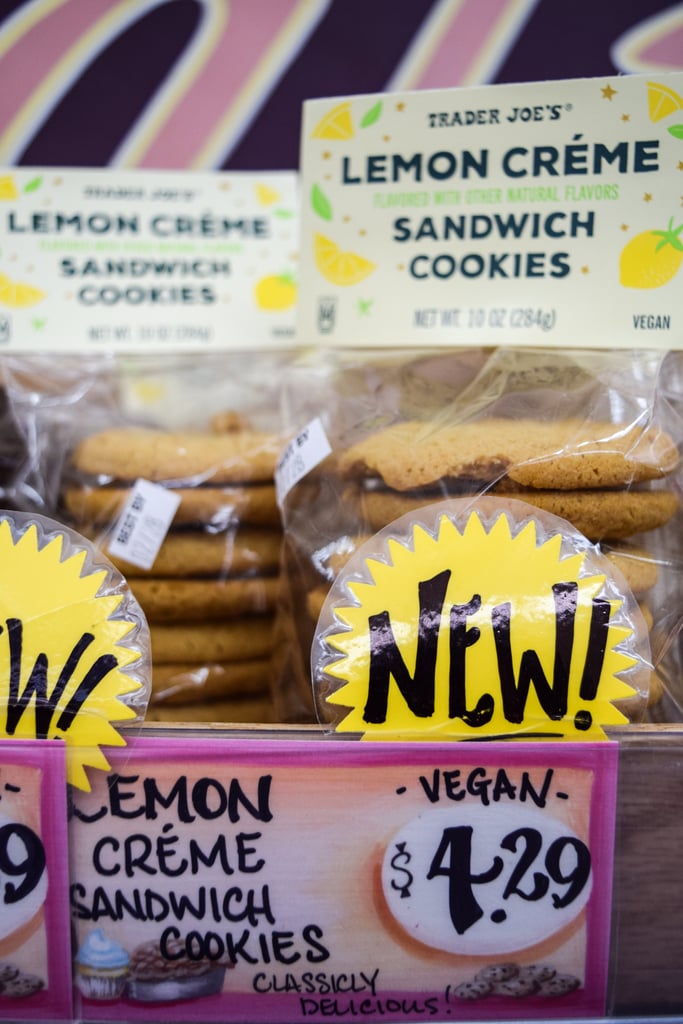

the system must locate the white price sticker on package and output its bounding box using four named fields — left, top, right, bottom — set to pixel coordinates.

left=108, top=478, right=180, bottom=570
left=275, top=417, right=332, bottom=506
